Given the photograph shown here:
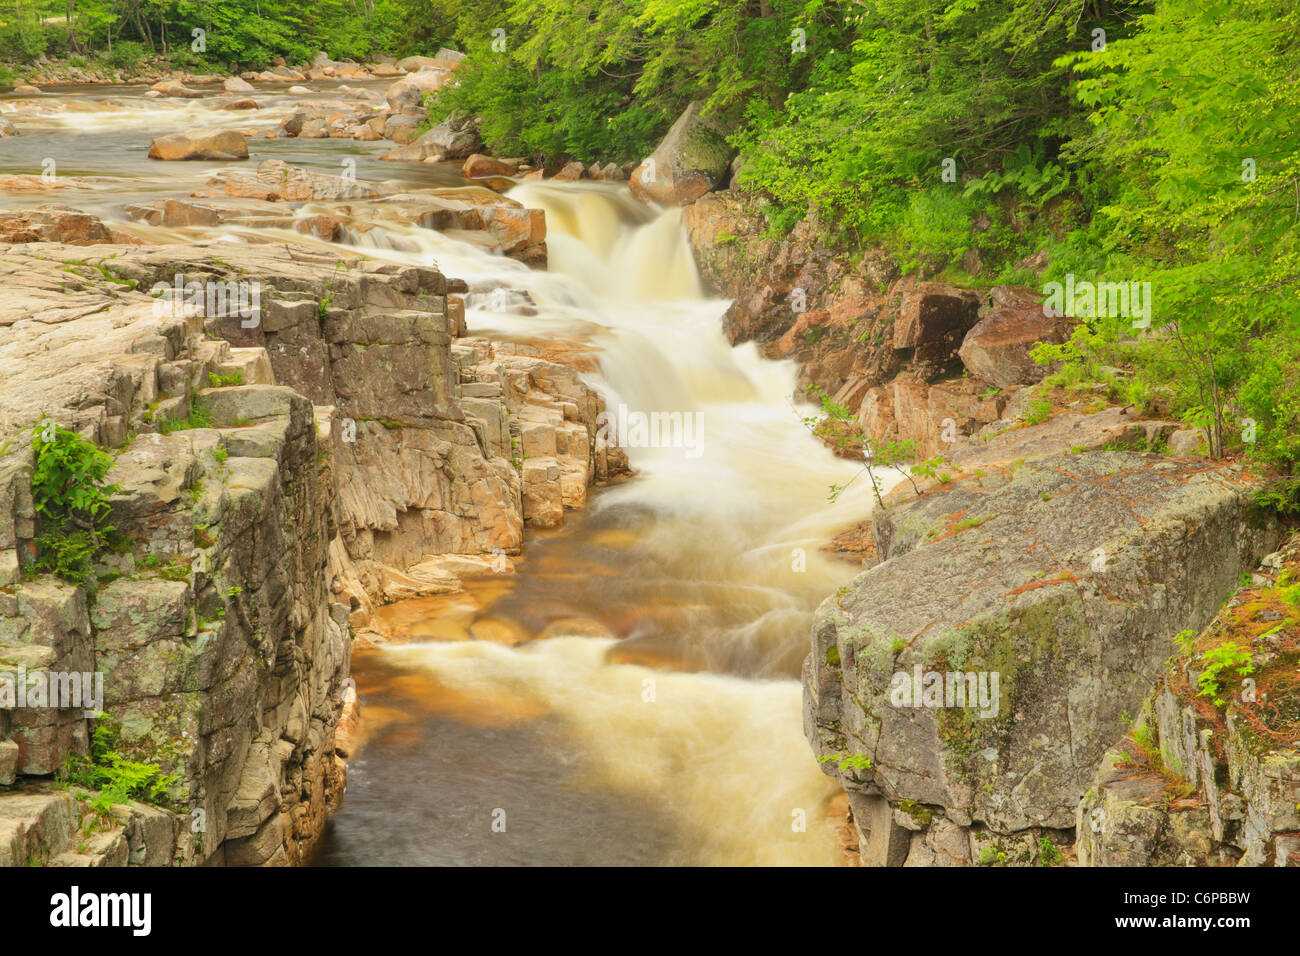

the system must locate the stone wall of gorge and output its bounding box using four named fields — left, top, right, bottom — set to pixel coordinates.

left=0, top=222, right=625, bottom=865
